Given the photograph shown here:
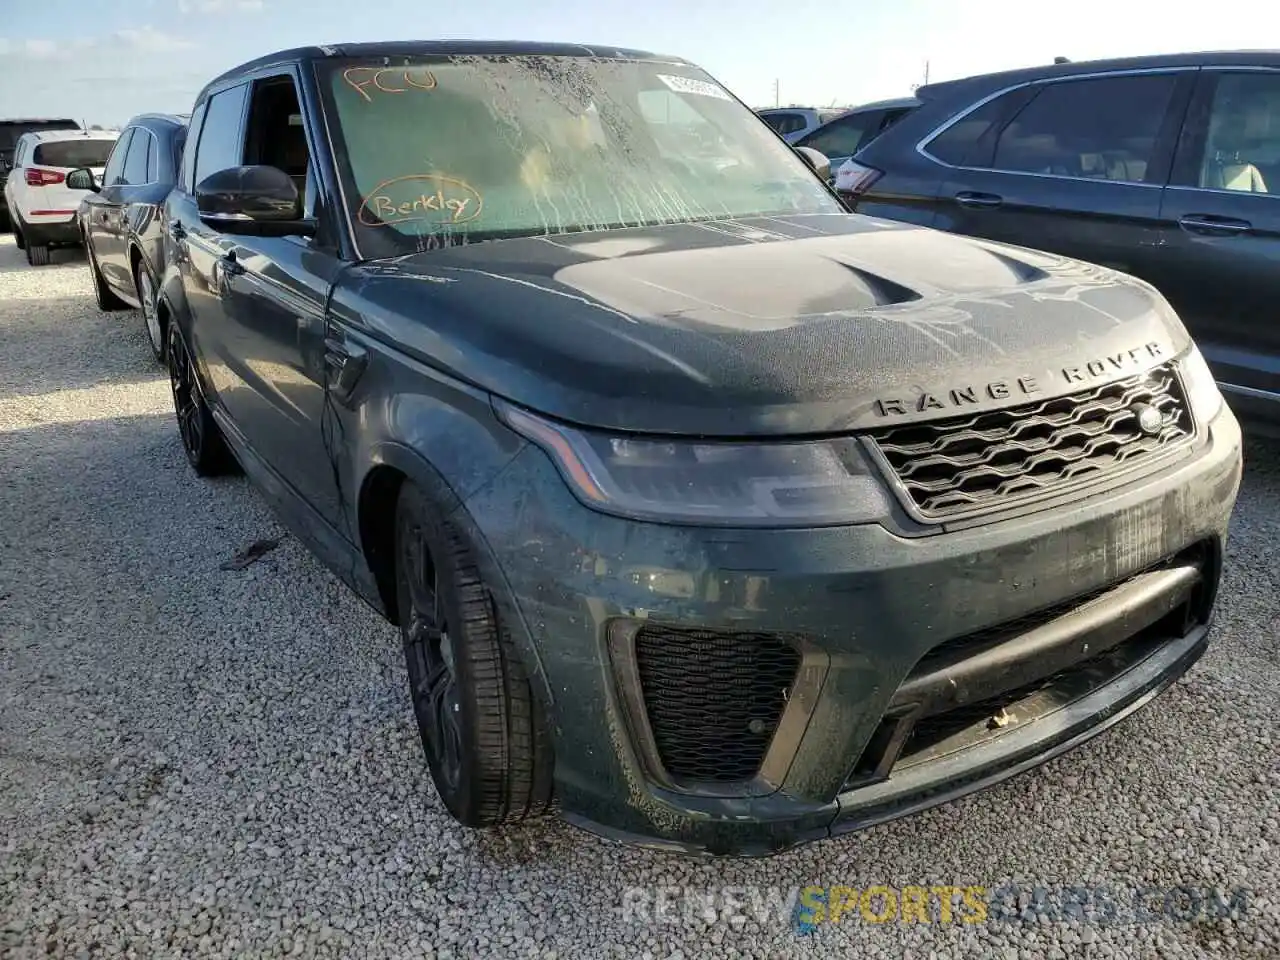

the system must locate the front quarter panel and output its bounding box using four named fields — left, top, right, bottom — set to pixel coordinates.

left=329, top=277, right=549, bottom=689
left=157, top=214, right=193, bottom=345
